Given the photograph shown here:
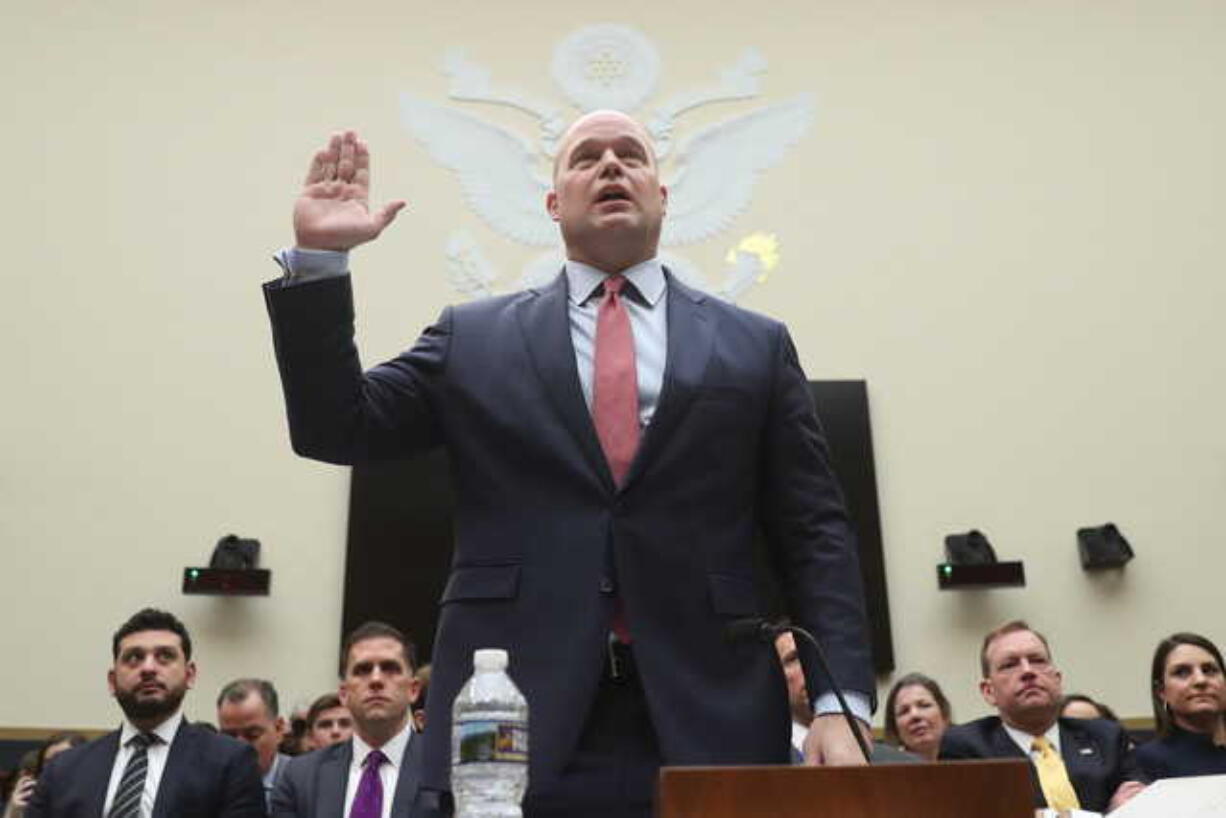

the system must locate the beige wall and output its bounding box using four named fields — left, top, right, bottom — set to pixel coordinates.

left=2, top=0, right=1223, bottom=731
